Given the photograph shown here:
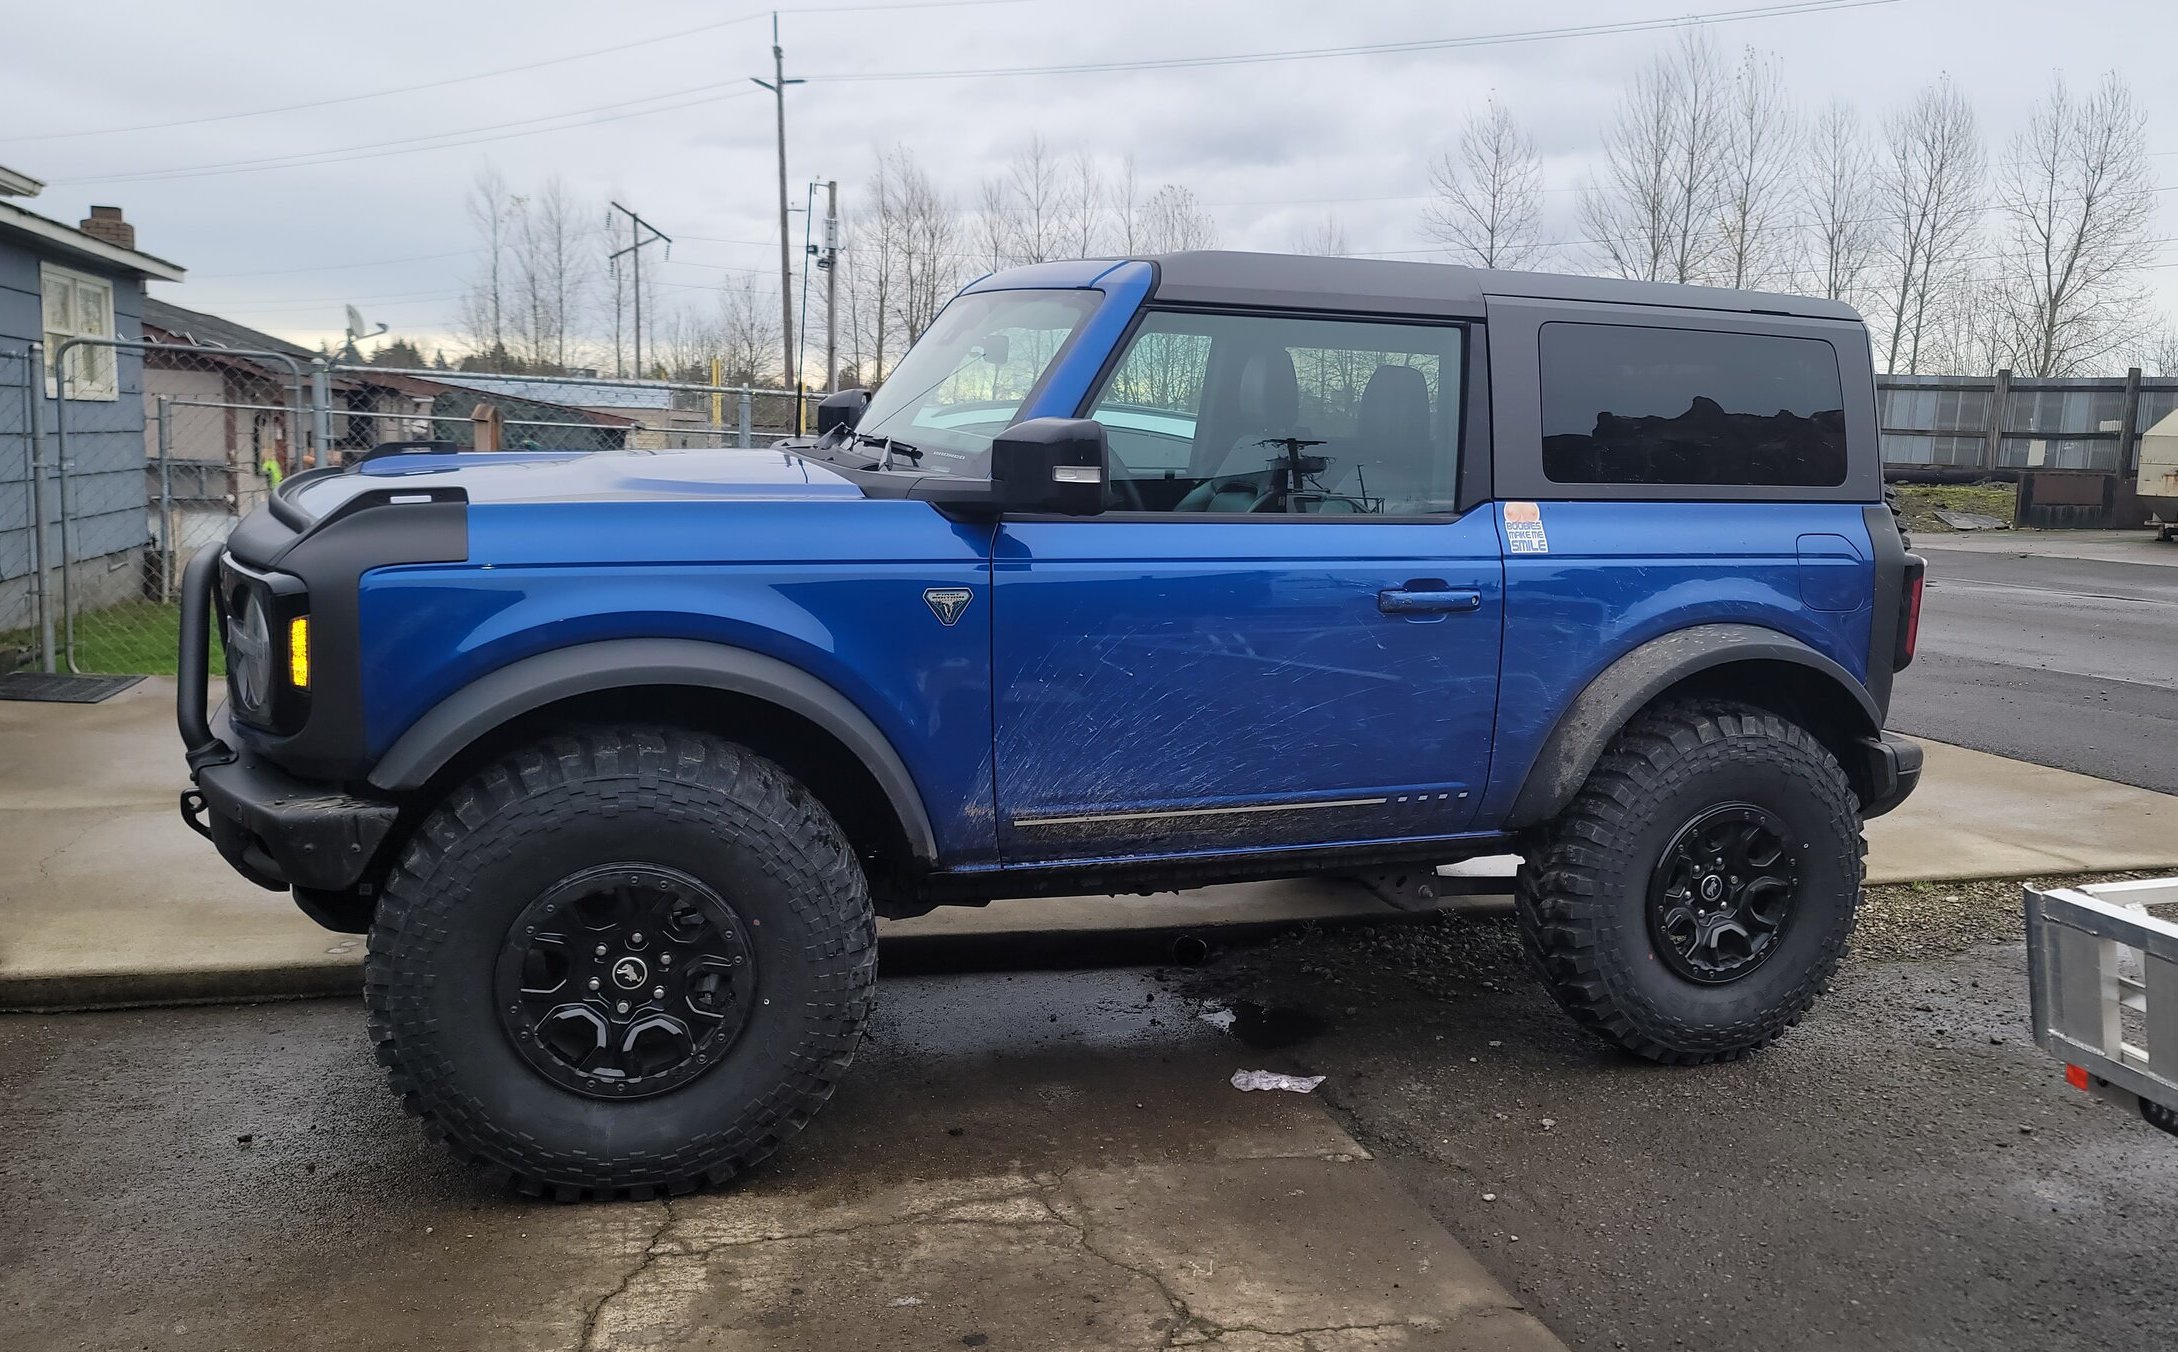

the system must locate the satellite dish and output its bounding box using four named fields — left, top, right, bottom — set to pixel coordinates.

left=340, top=304, right=391, bottom=361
